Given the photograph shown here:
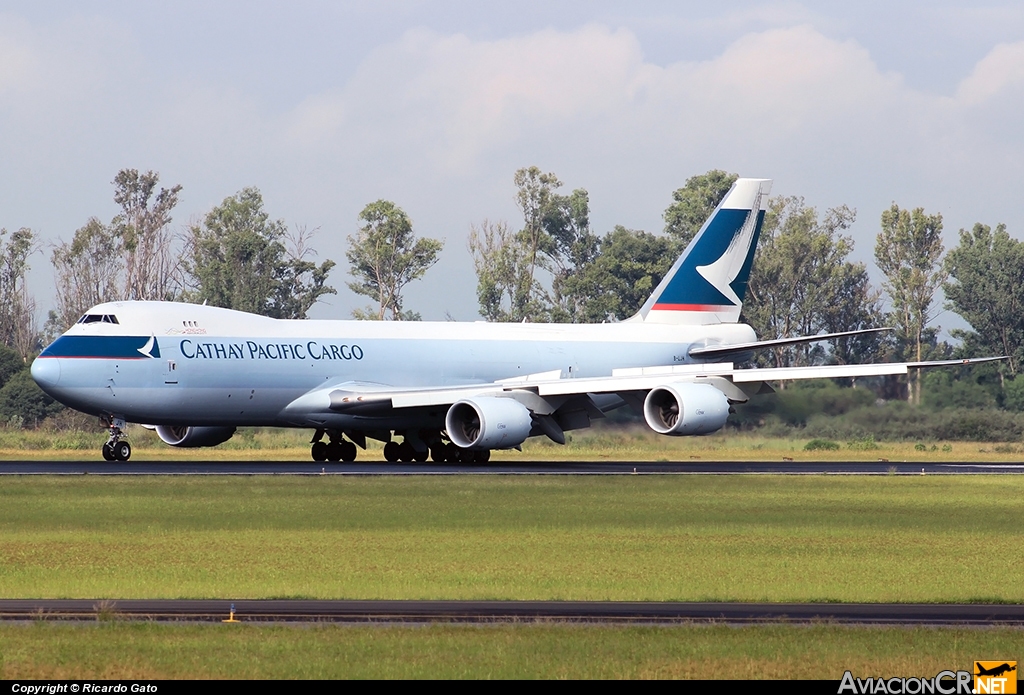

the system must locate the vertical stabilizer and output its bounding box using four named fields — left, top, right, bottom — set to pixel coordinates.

left=635, top=178, right=772, bottom=325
